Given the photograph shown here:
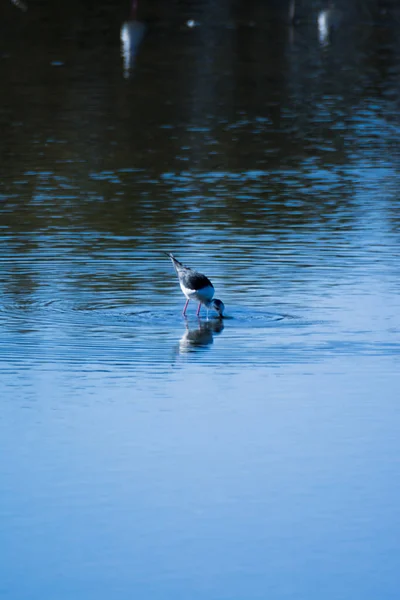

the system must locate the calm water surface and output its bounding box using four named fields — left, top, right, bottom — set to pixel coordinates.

left=1, top=0, right=400, bottom=598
